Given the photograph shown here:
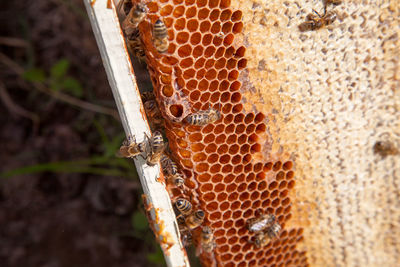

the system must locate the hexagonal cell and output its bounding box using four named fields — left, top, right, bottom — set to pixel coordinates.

left=210, top=9, right=220, bottom=21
